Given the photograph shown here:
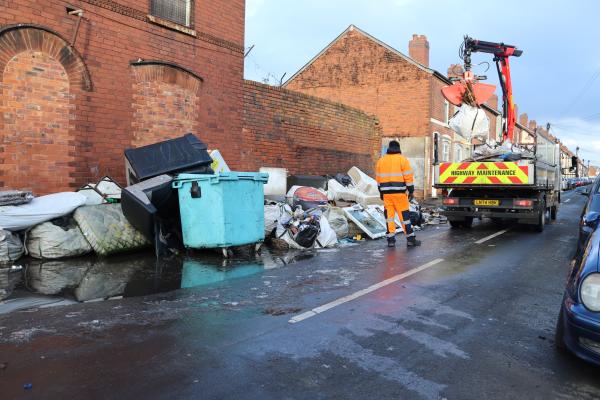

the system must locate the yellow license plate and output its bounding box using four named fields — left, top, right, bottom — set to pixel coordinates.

left=473, top=199, right=500, bottom=206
